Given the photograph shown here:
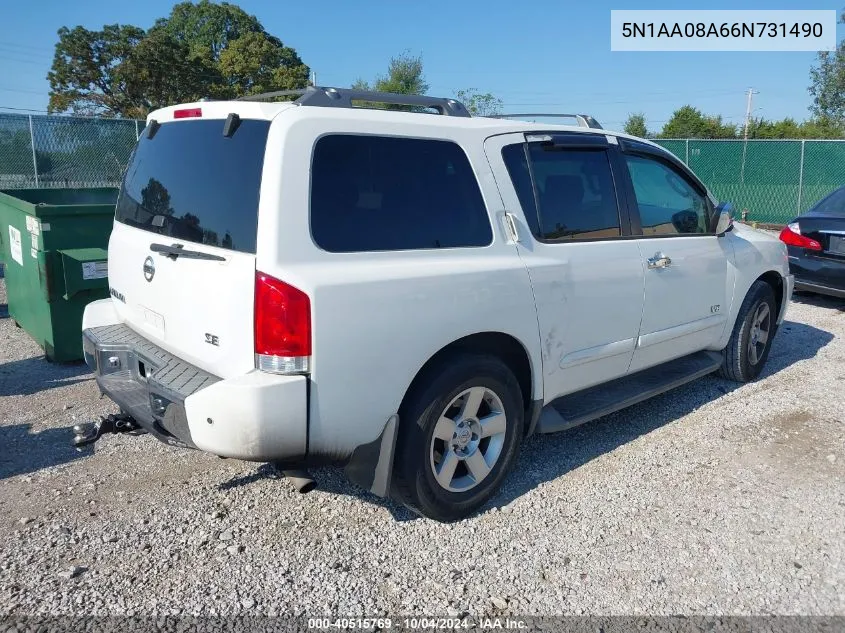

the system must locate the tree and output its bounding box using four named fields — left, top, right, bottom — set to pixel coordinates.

left=354, top=52, right=428, bottom=95
left=154, top=0, right=308, bottom=99
left=746, top=116, right=843, bottom=139
left=350, top=52, right=428, bottom=111
left=799, top=117, right=844, bottom=139
left=141, top=179, right=173, bottom=216
left=152, top=0, right=263, bottom=64
left=455, top=89, right=503, bottom=116
left=218, top=31, right=309, bottom=97
left=117, top=30, right=212, bottom=118
left=808, top=12, right=845, bottom=126
left=623, top=113, right=648, bottom=138
left=47, top=24, right=145, bottom=116
left=659, top=105, right=737, bottom=138
left=47, top=1, right=310, bottom=117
